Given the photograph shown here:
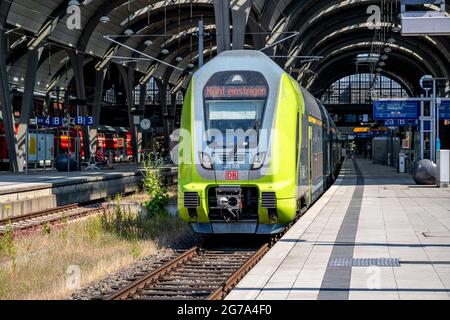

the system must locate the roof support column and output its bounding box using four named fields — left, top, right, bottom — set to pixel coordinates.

left=156, top=79, right=170, bottom=150
left=231, top=0, right=253, bottom=50
left=0, top=31, right=19, bottom=172
left=17, top=48, right=44, bottom=172
left=137, top=83, right=147, bottom=158
left=89, top=68, right=107, bottom=157
left=170, top=92, right=177, bottom=134
left=213, top=0, right=231, bottom=52
left=68, top=51, right=91, bottom=162
left=118, top=65, right=139, bottom=162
